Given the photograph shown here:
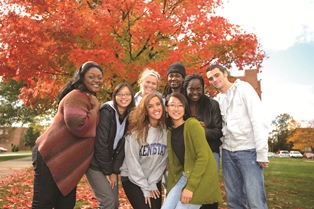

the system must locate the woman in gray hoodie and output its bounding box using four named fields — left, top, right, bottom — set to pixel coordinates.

left=120, top=92, right=168, bottom=209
